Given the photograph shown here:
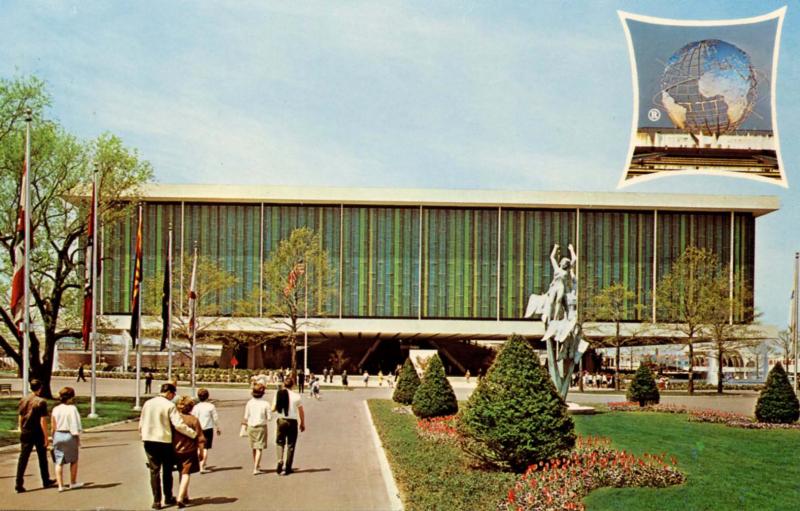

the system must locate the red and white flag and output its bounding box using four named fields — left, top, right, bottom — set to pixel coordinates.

left=9, top=160, right=27, bottom=330
left=283, top=261, right=305, bottom=297
left=187, top=247, right=198, bottom=339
